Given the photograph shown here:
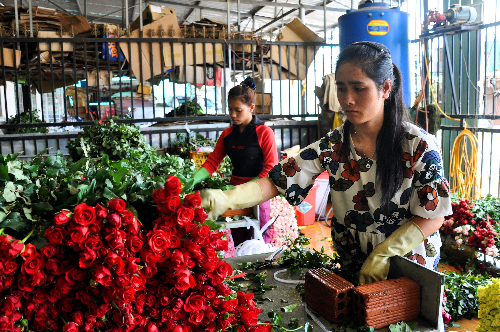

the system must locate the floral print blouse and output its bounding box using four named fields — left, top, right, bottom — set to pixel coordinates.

left=268, top=122, right=453, bottom=272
